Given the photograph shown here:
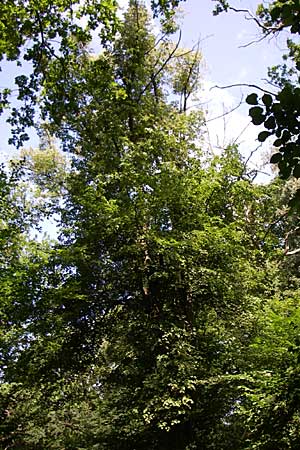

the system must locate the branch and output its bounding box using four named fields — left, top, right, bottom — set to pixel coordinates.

left=238, top=33, right=271, bottom=49
left=228, top=7, right=284, bottom=34
left=35, top=10, right=63, bottom=68
left=138, top=30, right=182, bottom=101
left=205, top=95, right=243, bottom=123
left=284, top=226, right=300, bottom=255
left=210, top=83, right=275, bottom=96
left=181, top=45, right=201, bottom=112
left=144, top=32, right=168, bottom=57
left=263, top=210, right=289, bottom=241
left=232, top=120, right=251, bottom=145
left=244, top=143, right=262, bottom=168
left=286, top=248, right=300, bottom=256
left=172, top=35, right=210, bottom=59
